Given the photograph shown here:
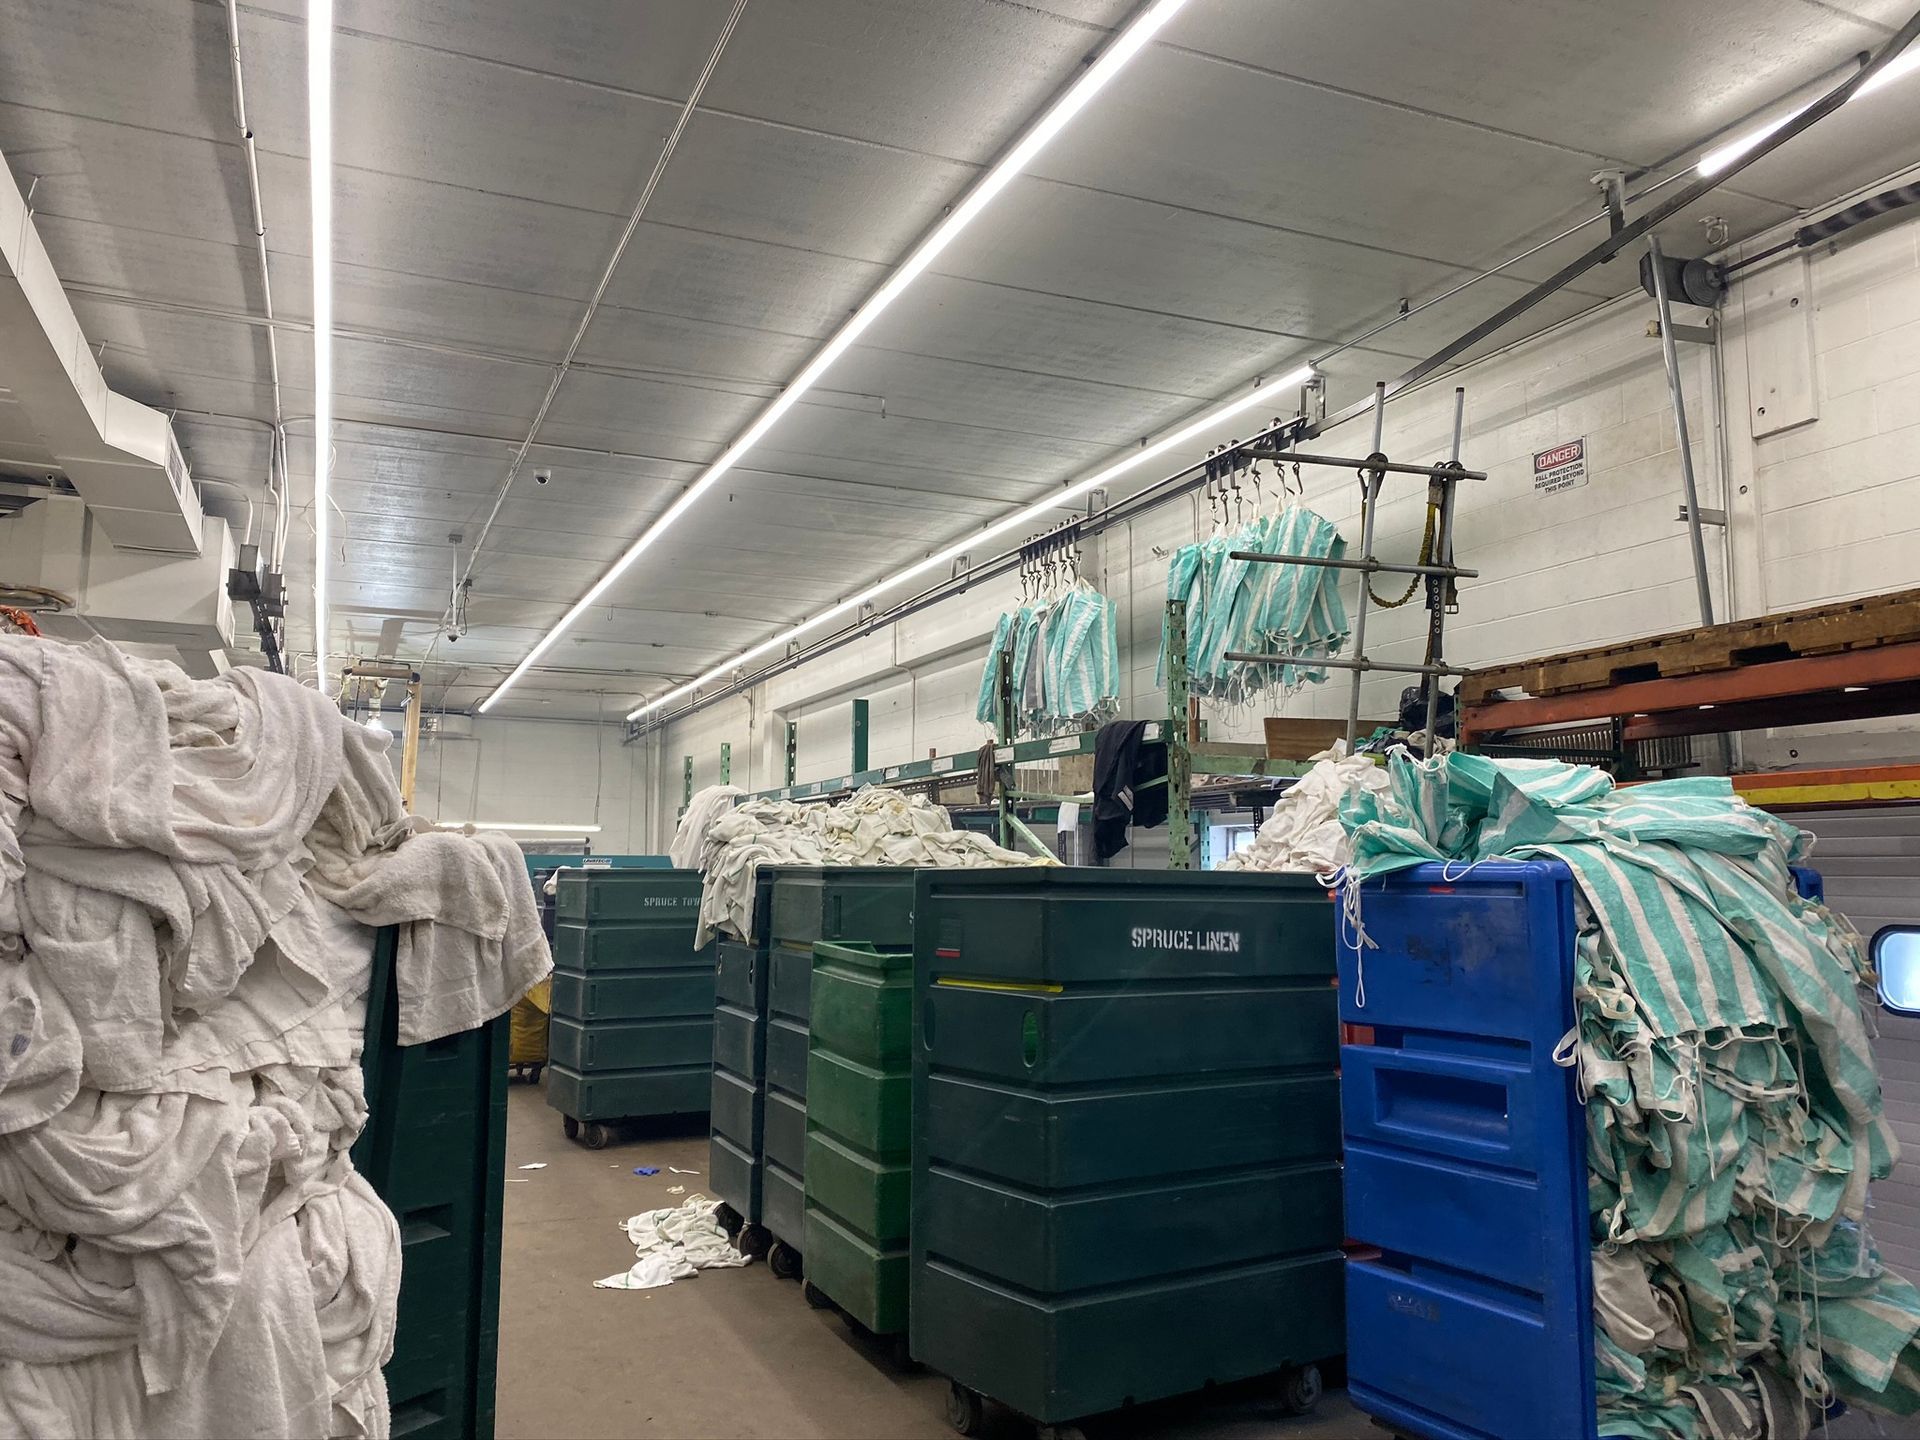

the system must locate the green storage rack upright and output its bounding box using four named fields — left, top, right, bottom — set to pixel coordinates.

left=911, top=868, right=1345, bottom=1436
left=547, top=868, right=715, bottom=1148
left=355, top=926, right=507, bottom=1440
left=710, top=871, right=774, bottom=1242
left=758, top=866, right=917, bottom=1279
left=801, top=940, right=913, bottom=1338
